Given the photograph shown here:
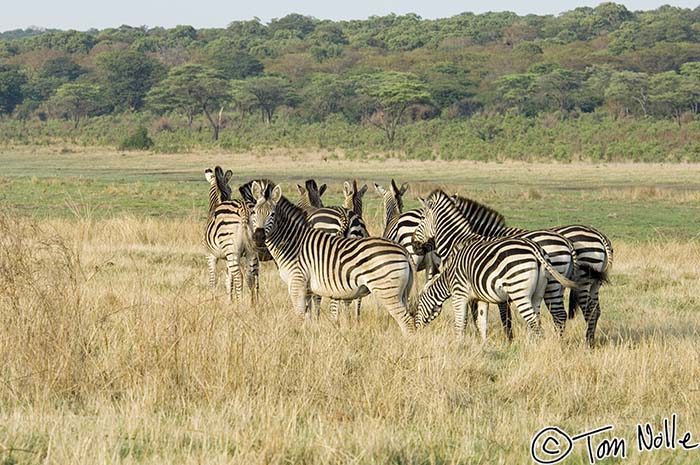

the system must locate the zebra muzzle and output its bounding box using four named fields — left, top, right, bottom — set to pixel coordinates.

left=253, top=228, right=266, bottom=247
